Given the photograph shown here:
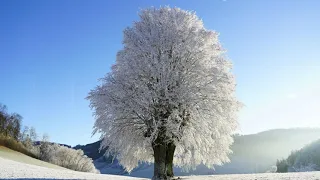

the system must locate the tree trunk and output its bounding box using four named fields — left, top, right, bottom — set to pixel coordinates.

left=166, top=142, right=176, bottom=178
left=152, top=137, right=168, bottom=180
